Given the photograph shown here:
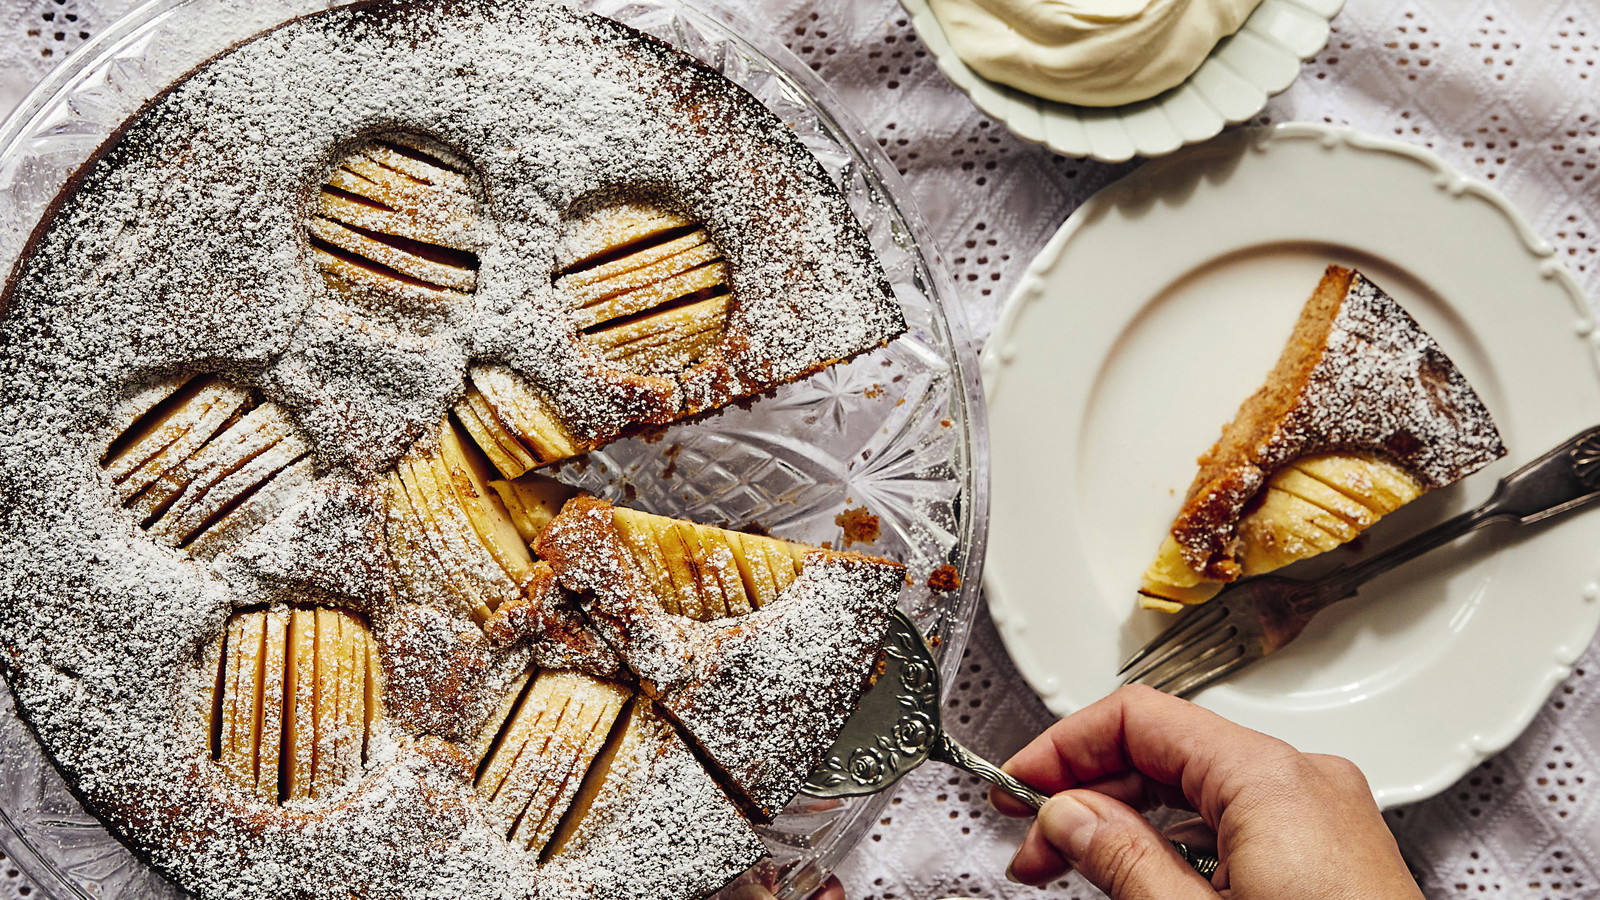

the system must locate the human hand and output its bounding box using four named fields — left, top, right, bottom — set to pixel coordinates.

left=991, top=685, right=1424, bottom=899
